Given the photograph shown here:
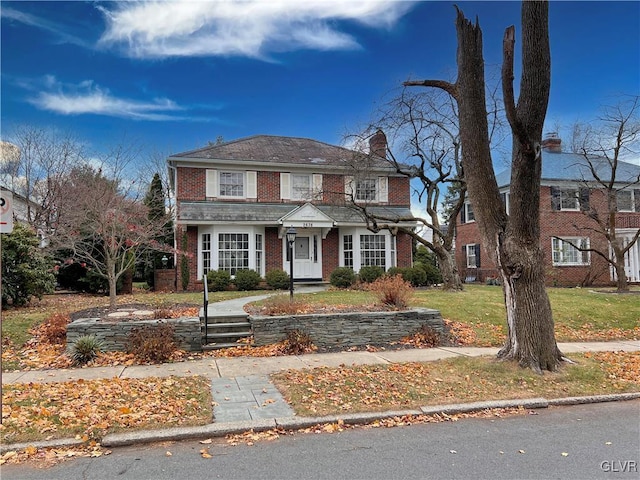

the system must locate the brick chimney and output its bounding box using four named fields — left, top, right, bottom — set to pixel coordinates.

left=369, top=129, right=387, bottom=158
left=541, top=132, right=562, bottom=153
